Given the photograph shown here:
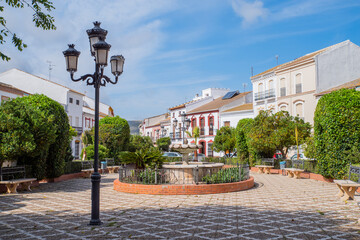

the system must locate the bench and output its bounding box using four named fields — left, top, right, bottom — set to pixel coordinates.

left=0, top=166, right=36, bottom=194
left=81, top=160, right=93, bottom=178
left=284, top=159, right=305, bottom=179
left=105, top=158, right=120, bottom=173
left=255, top=158, right=274, bottom=174
left=334, top=164, right=360, bottom=201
